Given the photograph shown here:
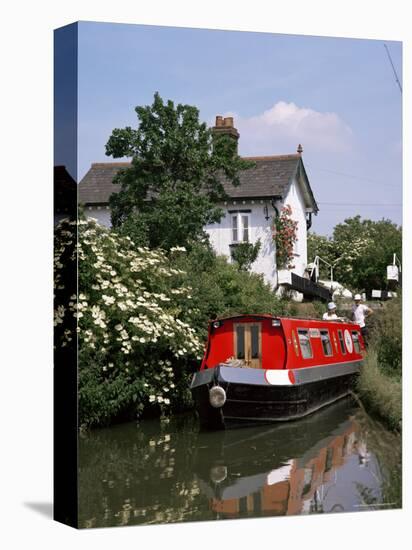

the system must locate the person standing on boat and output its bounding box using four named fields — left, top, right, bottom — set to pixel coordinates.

left=323, top=302, right=338, bottom=320
left=352, top=294, right=373, bottom=344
